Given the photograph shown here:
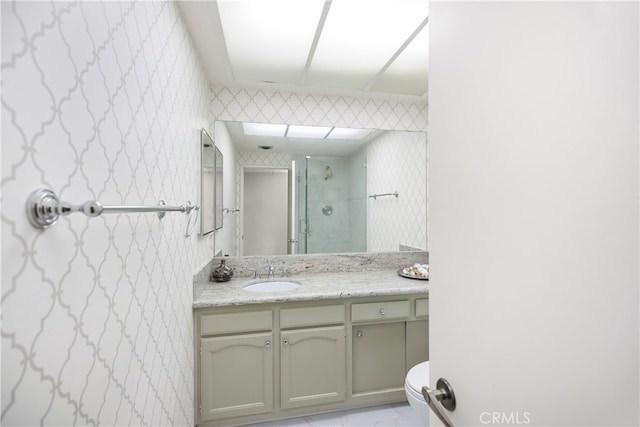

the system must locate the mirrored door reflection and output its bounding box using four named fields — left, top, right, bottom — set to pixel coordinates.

left=243, top=168, right=290, bottom=256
